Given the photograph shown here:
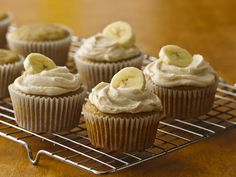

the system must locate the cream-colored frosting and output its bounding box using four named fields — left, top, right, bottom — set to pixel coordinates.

left=14, top=66, right=82, bottom=96
left=89, top=82, right=162, bottom=114
left=75, top=33, right=141, bottom=62
left=144, top=55, right=217, bottom=87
